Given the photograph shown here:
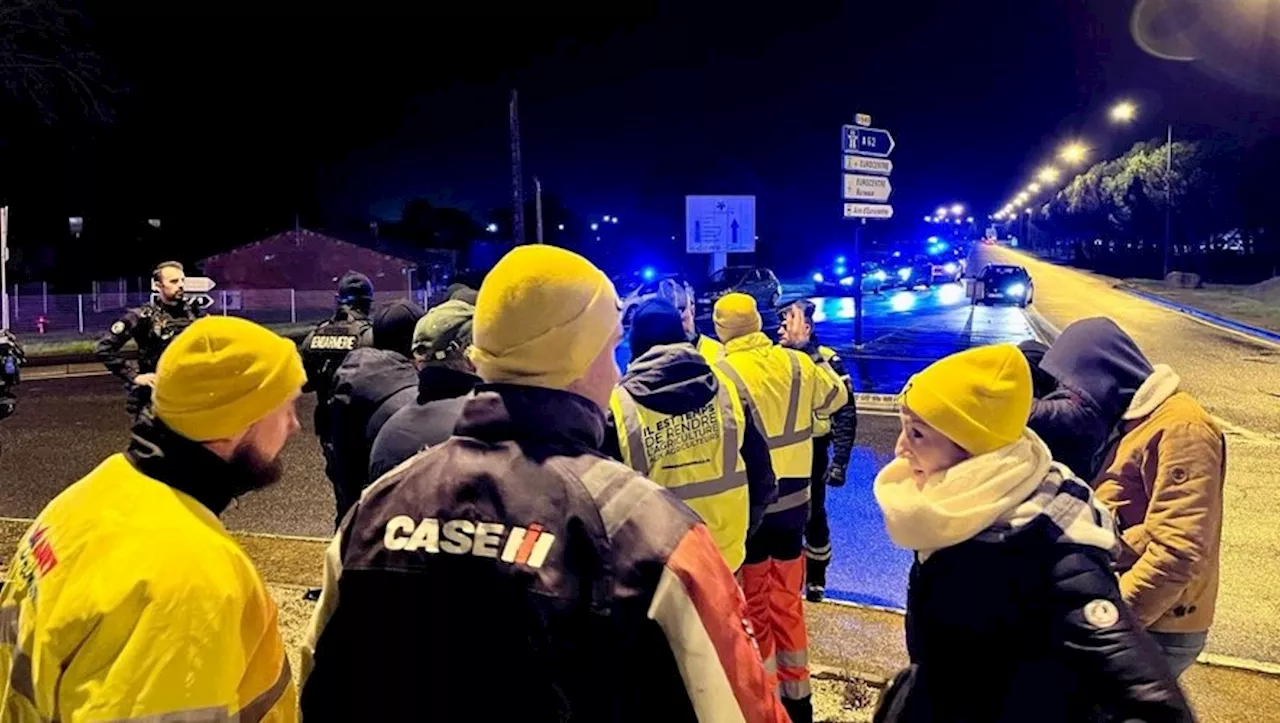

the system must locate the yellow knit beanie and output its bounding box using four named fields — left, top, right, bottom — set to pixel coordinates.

left=469, top=245, right=620, bottom=389
left=713, top=293, right=763, bottom=342
left=154, top=317, right=306, bottom=442
left=902, top=343, right=1032, bottom=455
